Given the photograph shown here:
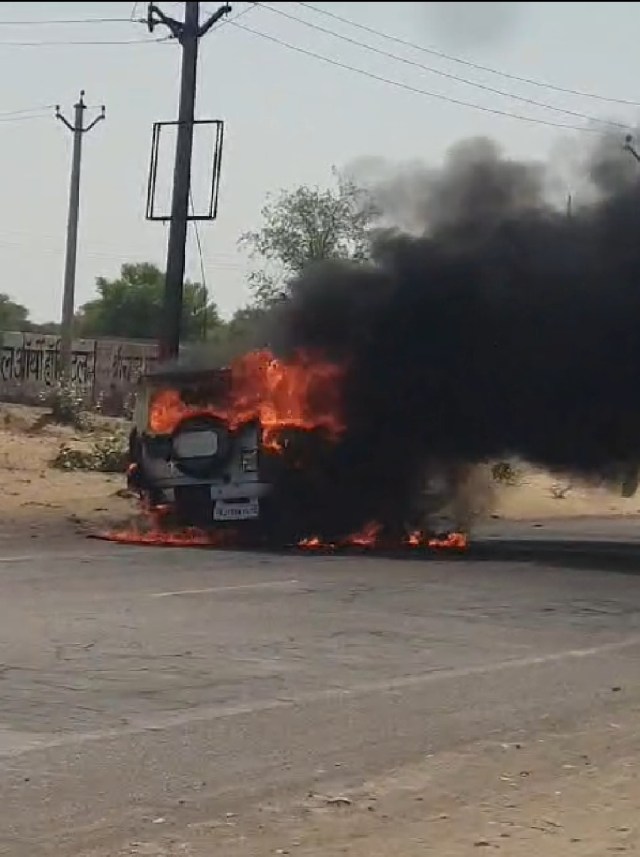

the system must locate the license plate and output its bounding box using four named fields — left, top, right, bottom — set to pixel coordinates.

left=213, top=500, right=260, bottom=521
